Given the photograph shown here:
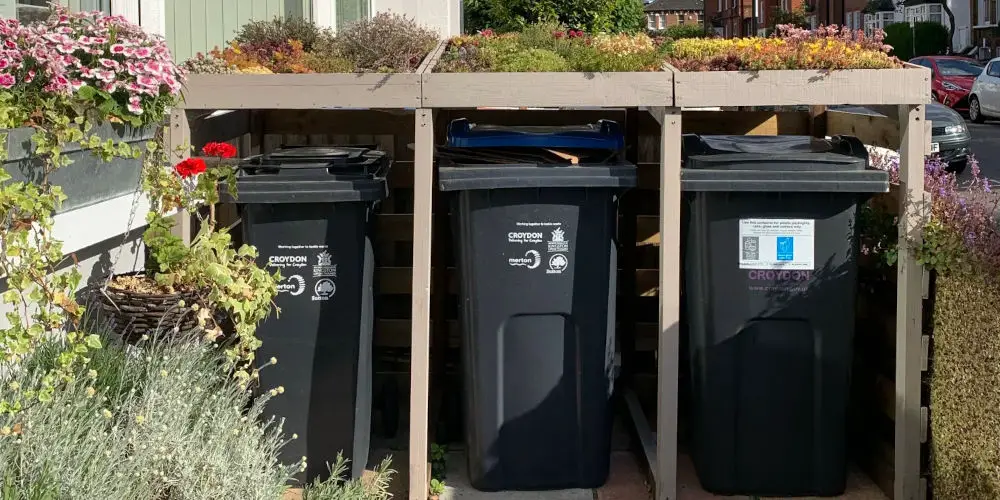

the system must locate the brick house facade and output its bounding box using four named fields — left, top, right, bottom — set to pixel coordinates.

left=645, top=0, right=707, bottom=30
